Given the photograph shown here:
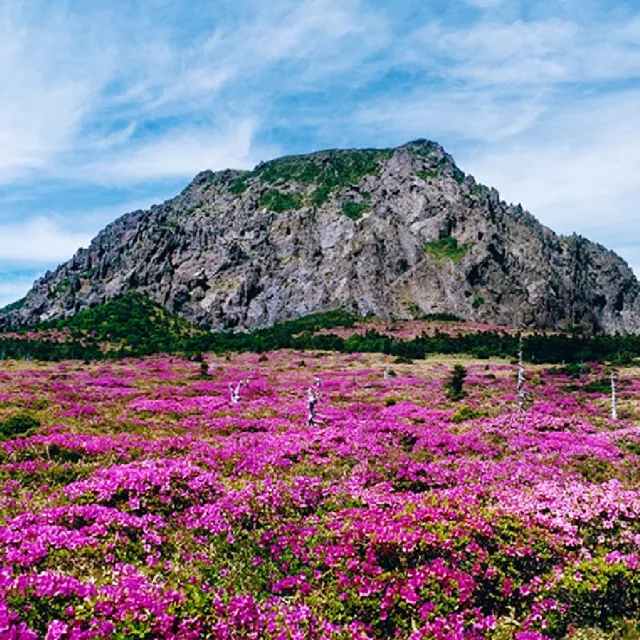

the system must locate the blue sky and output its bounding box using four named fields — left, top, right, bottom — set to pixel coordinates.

left=1, top=0, right=640, bottom=307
